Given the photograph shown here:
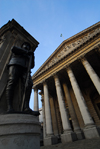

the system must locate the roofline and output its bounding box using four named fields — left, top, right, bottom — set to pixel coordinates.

left=32, top=21, right=100, bottom=78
